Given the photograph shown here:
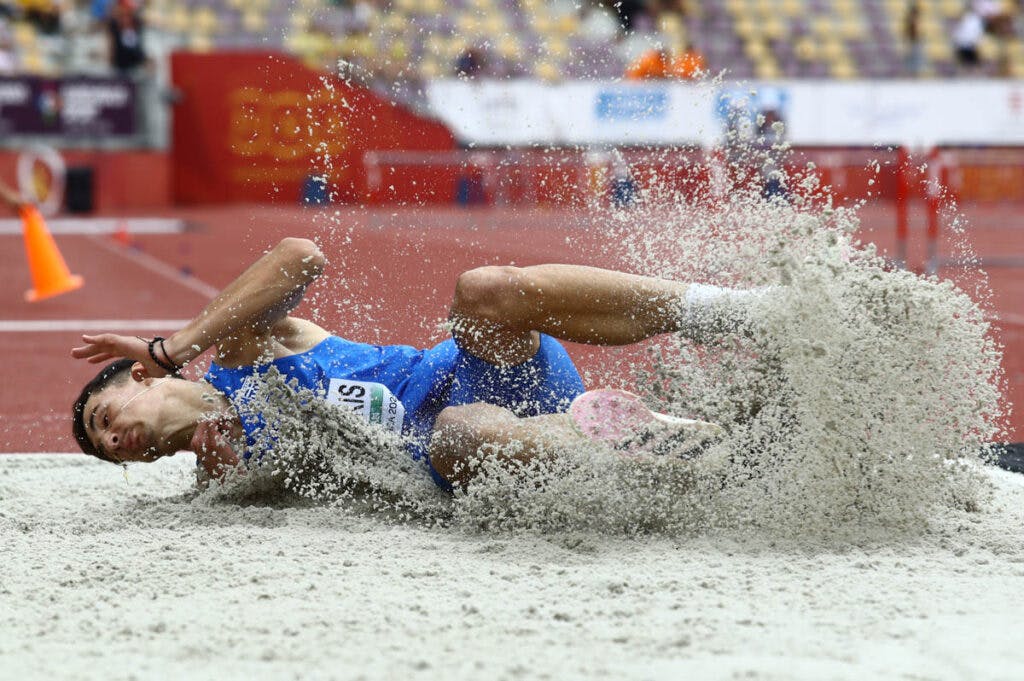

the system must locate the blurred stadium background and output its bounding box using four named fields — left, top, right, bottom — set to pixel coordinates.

left=1, top=0, right=1023, bottom=447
